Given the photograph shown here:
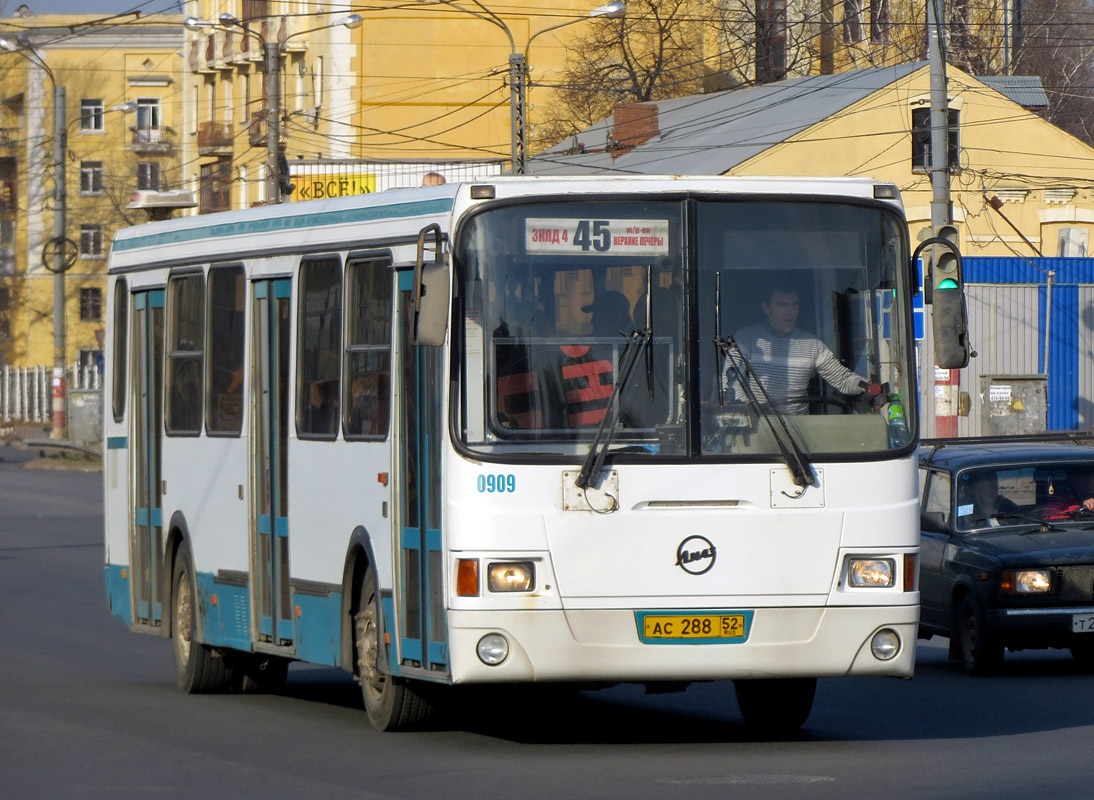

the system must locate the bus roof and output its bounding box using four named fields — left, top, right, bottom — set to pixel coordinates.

left=108, top=175, right=902, bottom=272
